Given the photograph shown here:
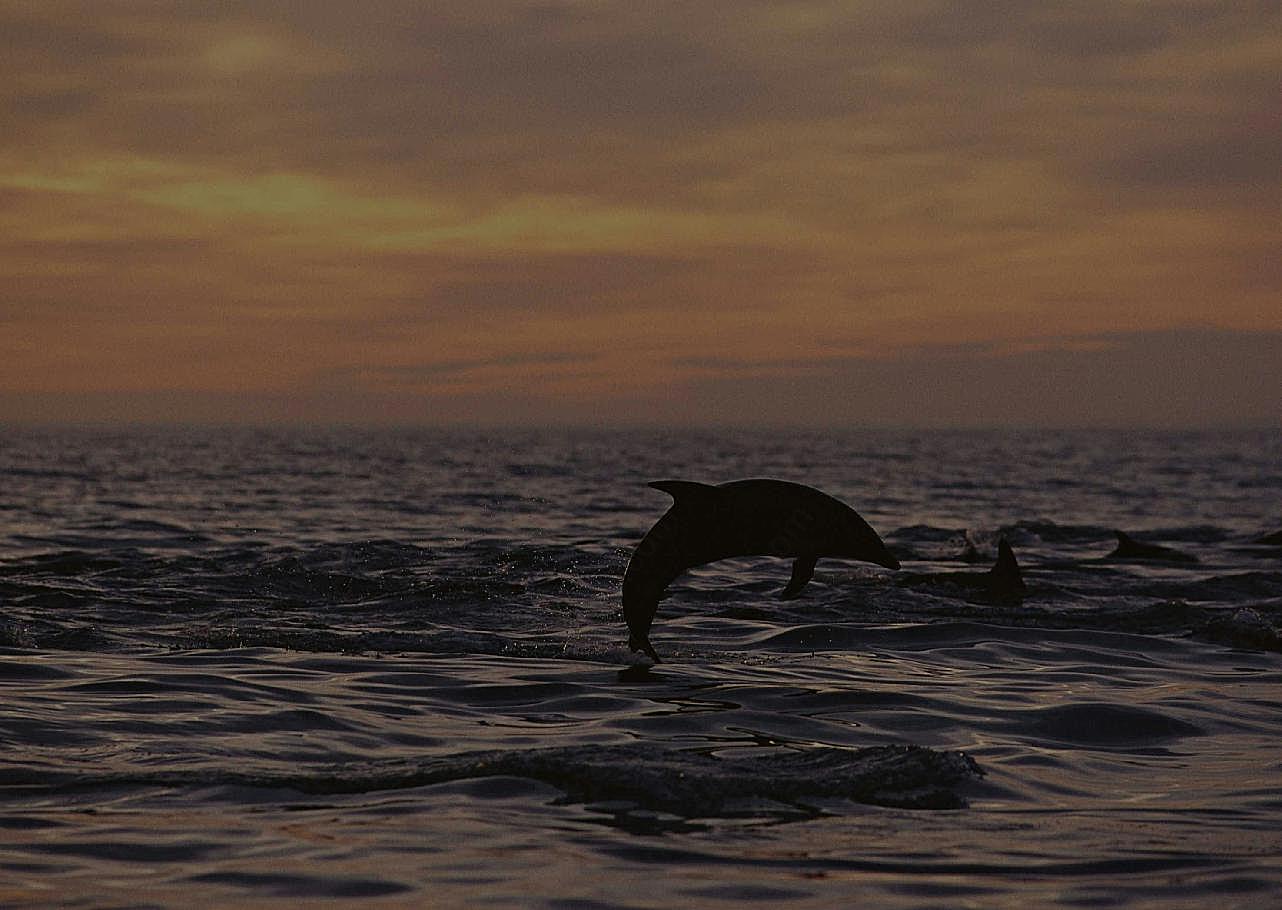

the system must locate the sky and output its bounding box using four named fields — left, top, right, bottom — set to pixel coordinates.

left=2, top=1, right=1279, bottom=428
